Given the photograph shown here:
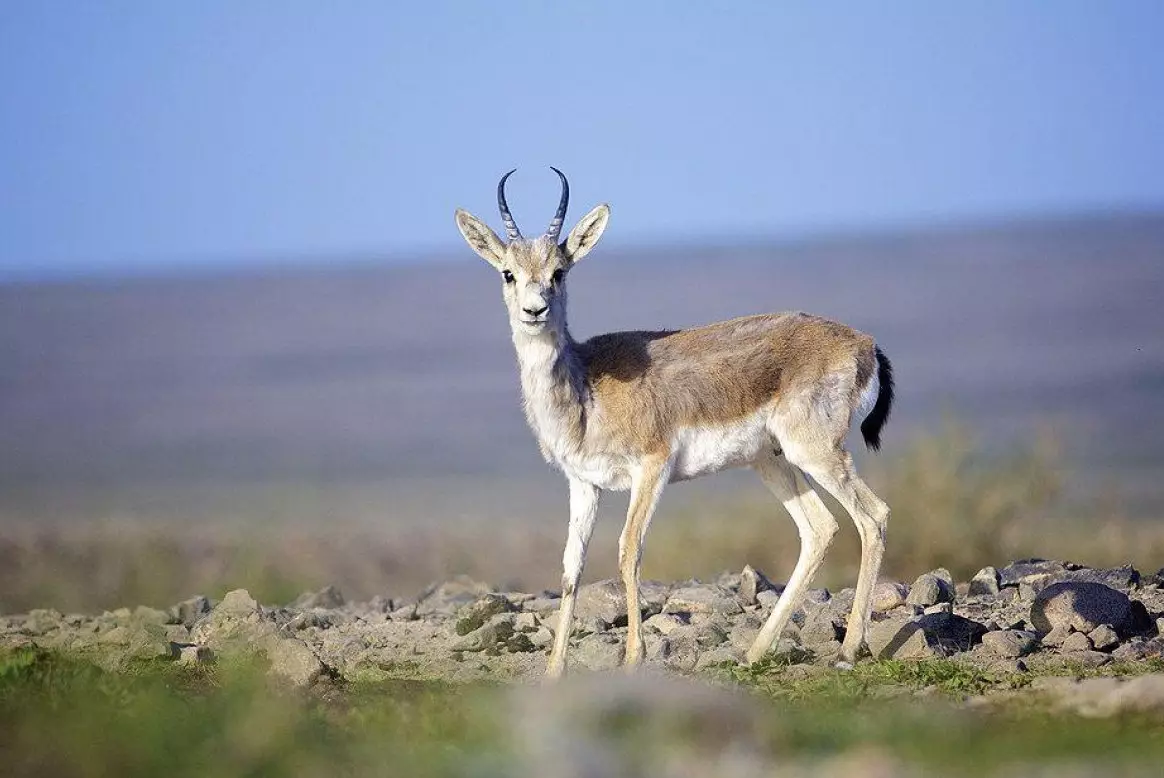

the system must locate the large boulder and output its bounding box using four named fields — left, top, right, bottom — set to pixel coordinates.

left=1029, top=581, right=1137, bottom=636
